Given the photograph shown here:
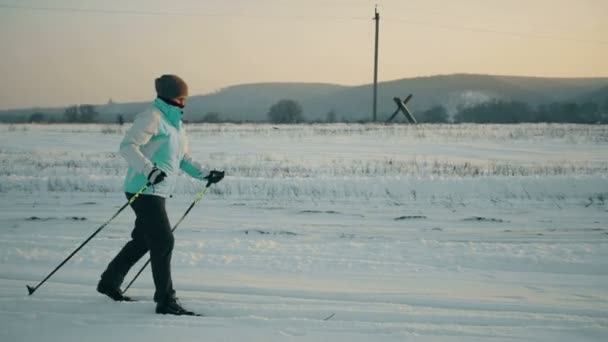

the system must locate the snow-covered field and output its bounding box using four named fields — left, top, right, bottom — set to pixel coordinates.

left=1, top=123, right=607, bottom=341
